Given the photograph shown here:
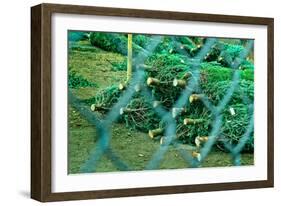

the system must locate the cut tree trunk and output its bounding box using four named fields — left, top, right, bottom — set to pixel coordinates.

left=148, top=128, right=164, bottom=139
left=119, top=83, right=127, bottom=90
left=189, top=94, right=204, bottom=103
left=147, top=77, right=161, bottom=86
left=172, top=107, right=187, bottom=118
left=195, top=136, right=209, bottom=147
left=183, top=118, right=205, bottom=125
left=90, top=104, right=108, bottom=112
left=173, top=79, right=187, bottom=88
